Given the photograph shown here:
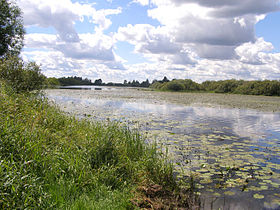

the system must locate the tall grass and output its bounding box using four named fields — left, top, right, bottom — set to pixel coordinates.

left=0, top=81, right=180, bottom=209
